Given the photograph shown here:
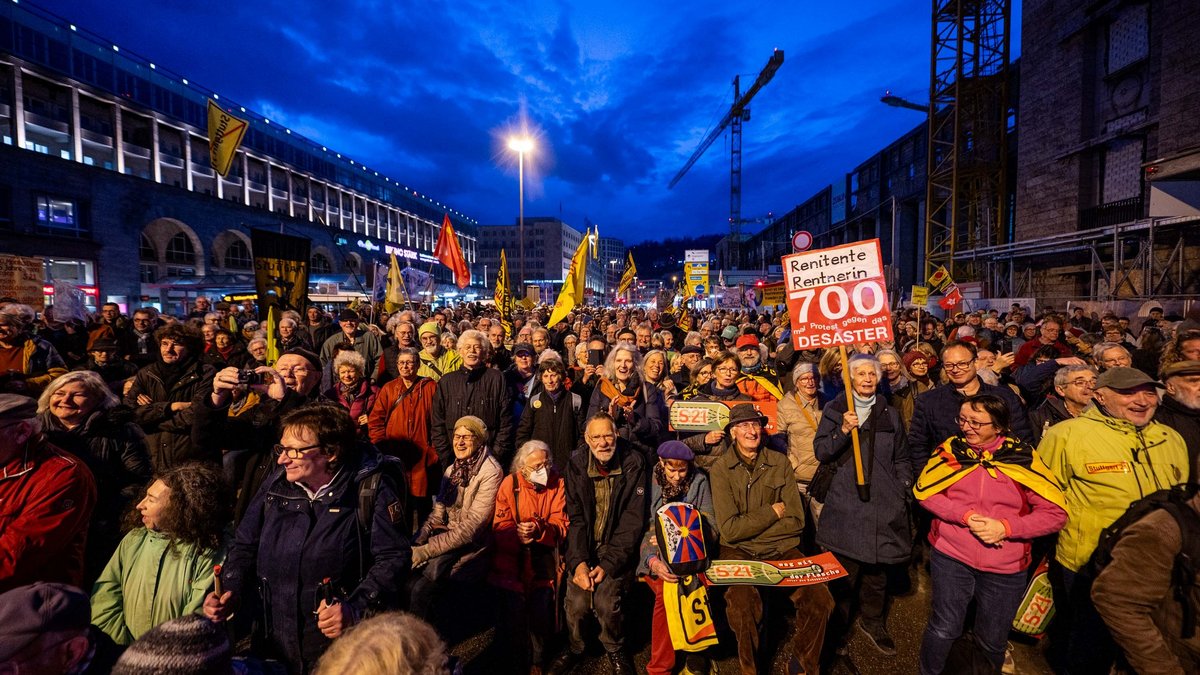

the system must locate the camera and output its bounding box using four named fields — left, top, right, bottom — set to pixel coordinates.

left=236, top=368, right=259, bottom=385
